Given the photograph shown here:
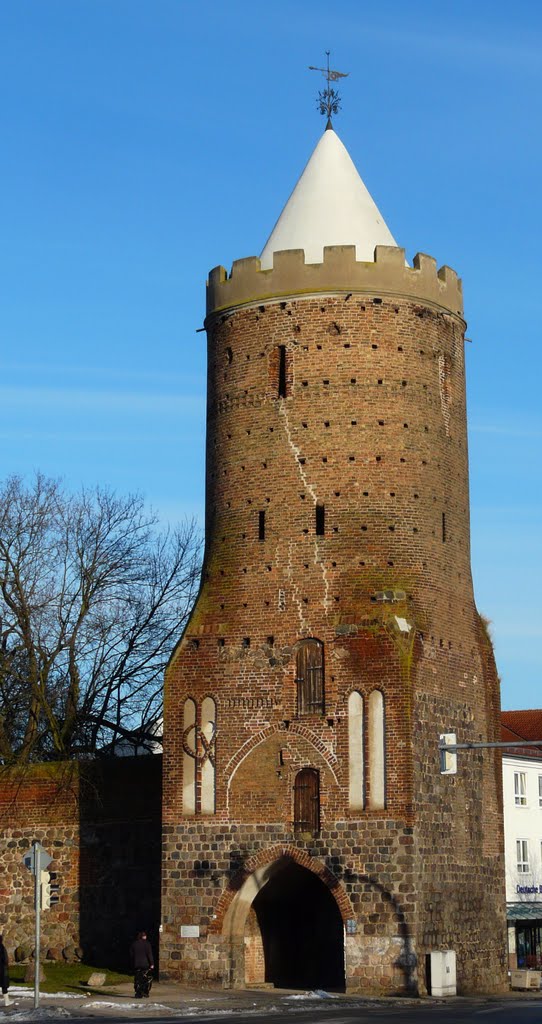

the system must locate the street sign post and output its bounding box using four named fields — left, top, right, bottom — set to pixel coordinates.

left=22, top=841, right=52, bottom=1009
left=21, top=842, right=51, bottom=876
